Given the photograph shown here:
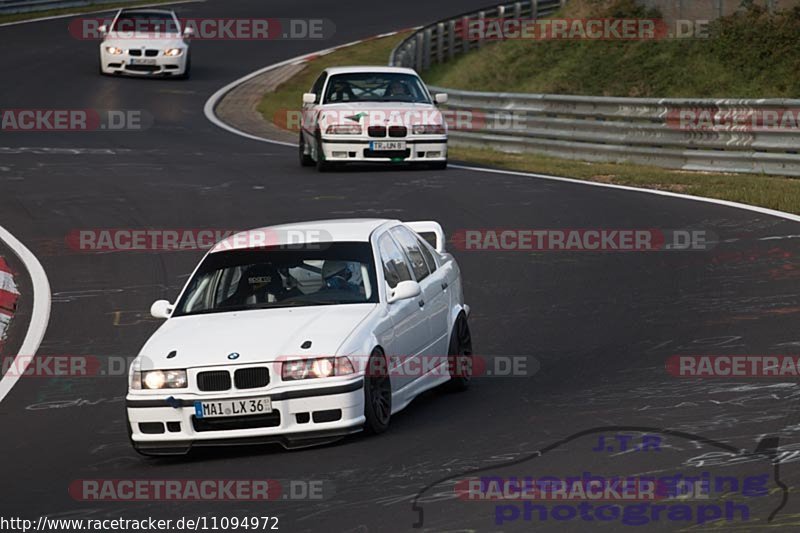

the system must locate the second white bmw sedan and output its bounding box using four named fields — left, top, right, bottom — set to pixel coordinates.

left=99, top=9, right=192, bottom=78
left=126, top=219, right=472, bottom=455
left=299, top=67, right=449, bottom=170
